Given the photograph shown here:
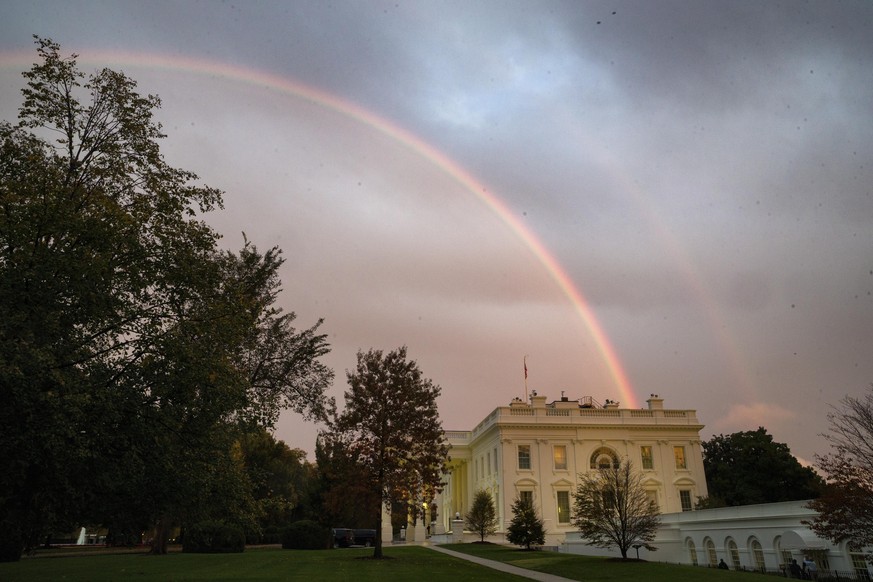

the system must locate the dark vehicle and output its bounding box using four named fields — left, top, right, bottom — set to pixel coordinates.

left=352, top=529, right=377, bottom=547
left=332, top=528, right=353, bottom=548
